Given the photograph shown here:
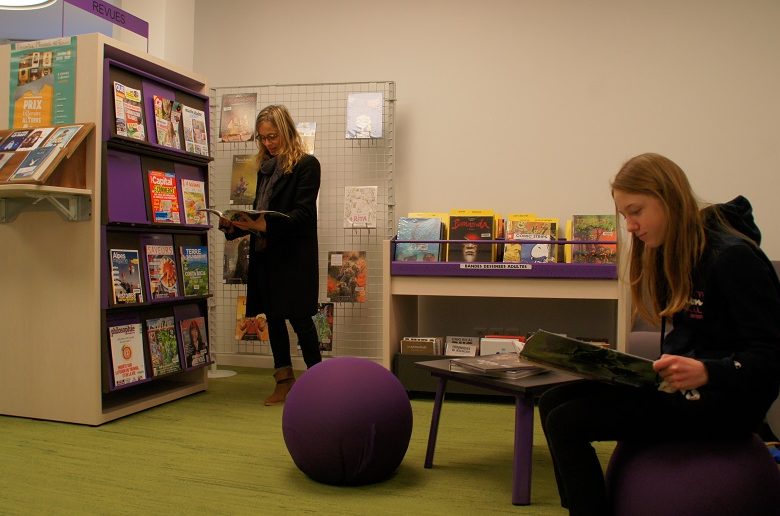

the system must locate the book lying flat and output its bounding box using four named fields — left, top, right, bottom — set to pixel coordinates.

left=449, top=352, right=546, bottom=379
left=520, top=329, right=658, bottom=388
left=197, top=208, right=290, bottom=221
